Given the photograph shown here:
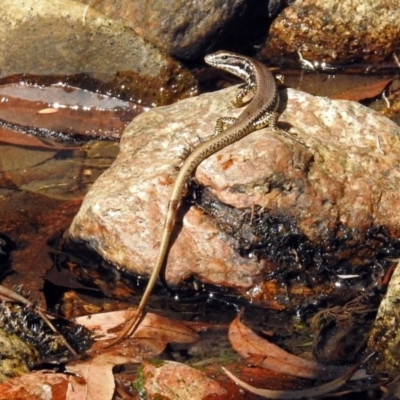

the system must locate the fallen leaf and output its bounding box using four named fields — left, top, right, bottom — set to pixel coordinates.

left=142, top=360, right=227, bottom=400
left=228, top=315, right=343, bottom=379
left=66, top=351, right=141, bottom=400
left=0, top=126, right=78, bottom=150
left=76, top=309, right=200, bottom=344
left=329, top=78, right=392, bottom=101
left=0, top=83, right=142, bottom=140
left=64, top=310, right=202, bottom=400
left=222, top=363, right=359, bottom=399
left=0, top=298, right=199, bottom=400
